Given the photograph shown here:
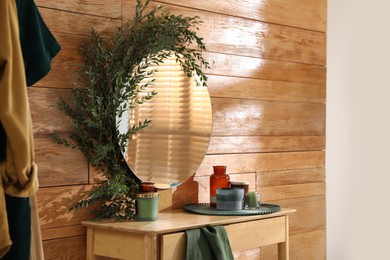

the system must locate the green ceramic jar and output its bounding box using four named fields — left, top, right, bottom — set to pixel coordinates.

left=135, top=192, right=159, bottom=221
